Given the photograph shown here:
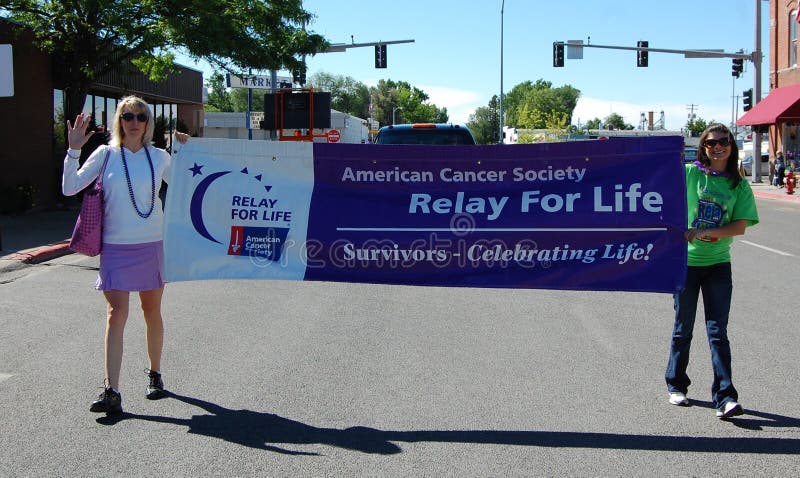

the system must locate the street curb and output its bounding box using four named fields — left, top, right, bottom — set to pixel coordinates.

left=1, top=241, right=74, bottom=265
left=753, top=190, right=800, bottom=202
